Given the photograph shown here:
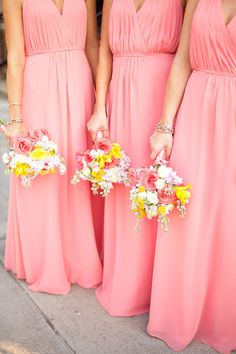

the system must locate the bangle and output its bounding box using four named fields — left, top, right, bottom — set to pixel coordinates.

left=156, top=123, right=175, bottom=135
left=8, top=118, right=23, bottom=124
left=8, top=103, right=22, bottom=108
